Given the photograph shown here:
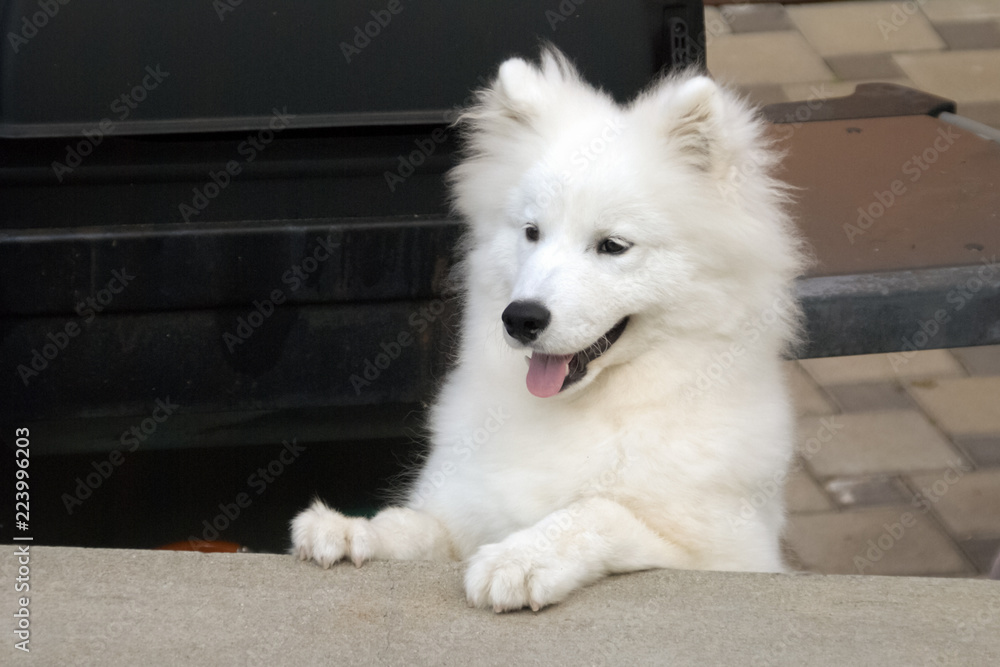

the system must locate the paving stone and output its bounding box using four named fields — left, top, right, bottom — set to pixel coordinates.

left=736, top=83, right=789, bottom=108
left=797, top=410, right=964, bottom=477
left=908, top=468, right=1000, bottom=539
left=720, top=3, right=793, bottom=33
left=785, top=361, right=836, bottom=417
left=957, top=536, right=1000, bottom=575
left=825, top=52, right=906, bottom=80
left=824, top=474, right=913, bottom=508
left=920, top=0, right=1000, bottom=23
left=785, top=460, right=834, bottom=512
left=705, top=0, right=1000, bottom=584
left=707, top=31, right=834, bottom=86
left=908, top=376, right=1000, bottom=436
left=785, top=506, right=973, bottom=576
left=823, top=382, right=916, bottom=413
left=934, top=20, right=1000, bottom=50
left=703, top=6, right=731, bottom=53
left=953, top=436, right=1000, bottom=468
left=780, top=538, right=805, bottom=571
left=956, top=100, right=1000, bottom=129
left=894, top=50, right=1000, bottom=104
left=703, top=7, right=731, bottom=33
left=799, top=349, right=966, bottom=386
left=950, top=344, right=1000, bottom=376
left=787, top=1, right=946, bottom=57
